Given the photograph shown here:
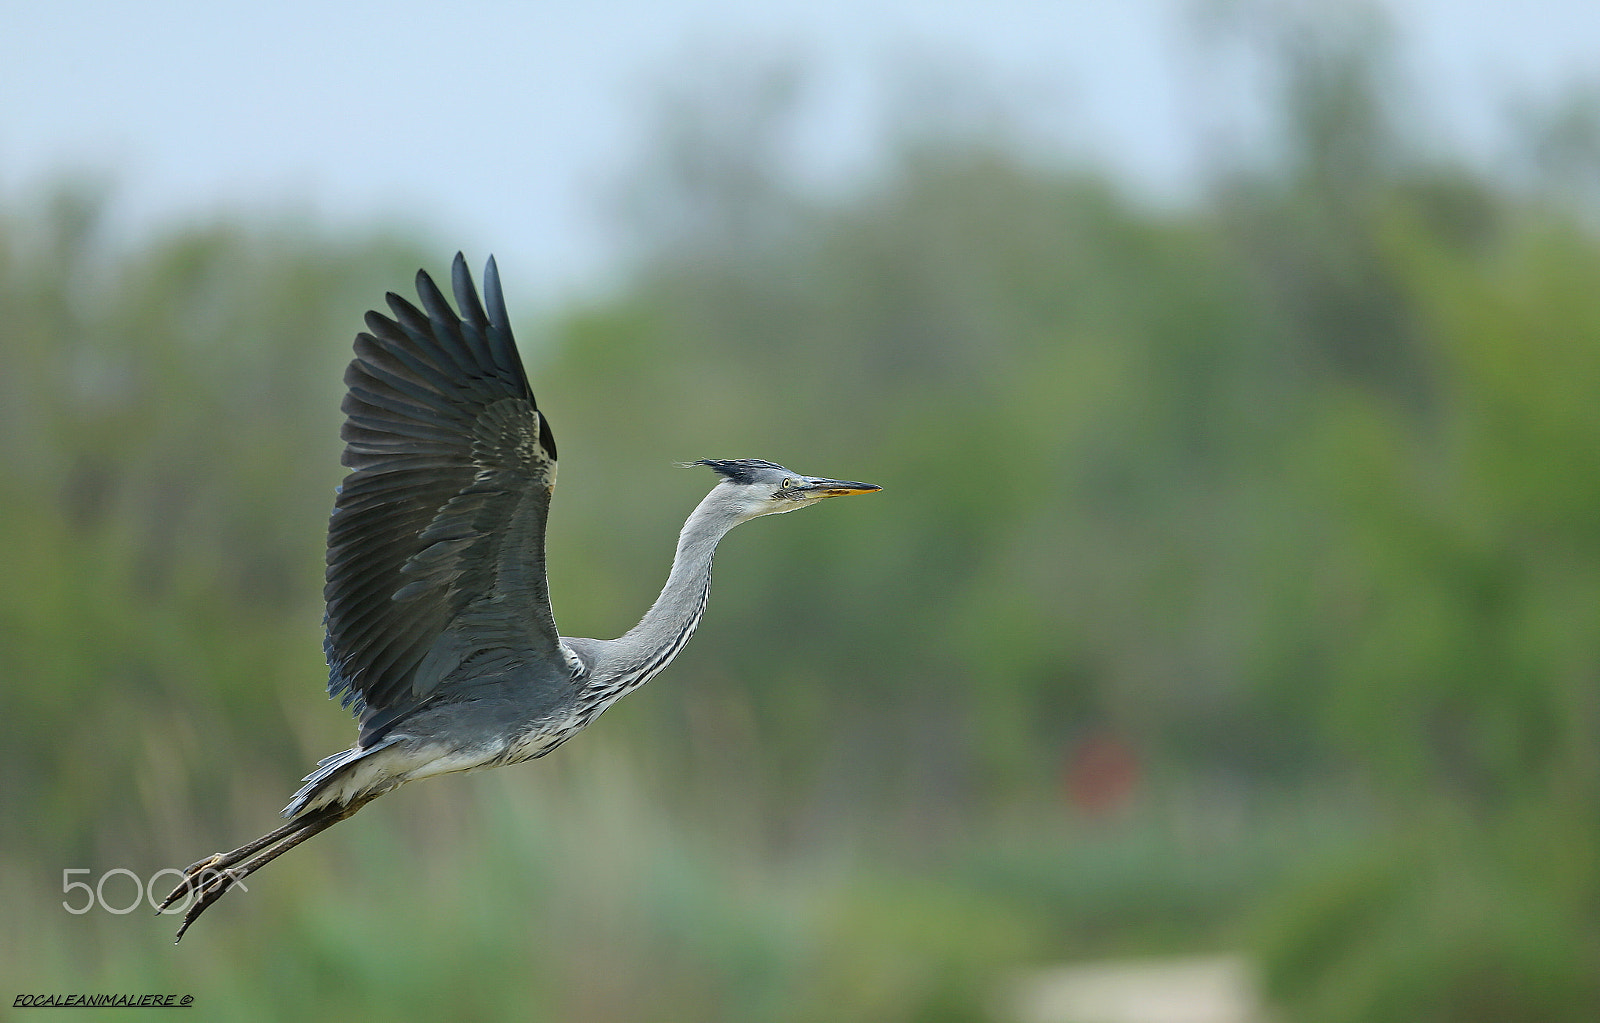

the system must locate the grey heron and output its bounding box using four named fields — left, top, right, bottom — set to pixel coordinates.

left=160, top=253, right=878, bottom=941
